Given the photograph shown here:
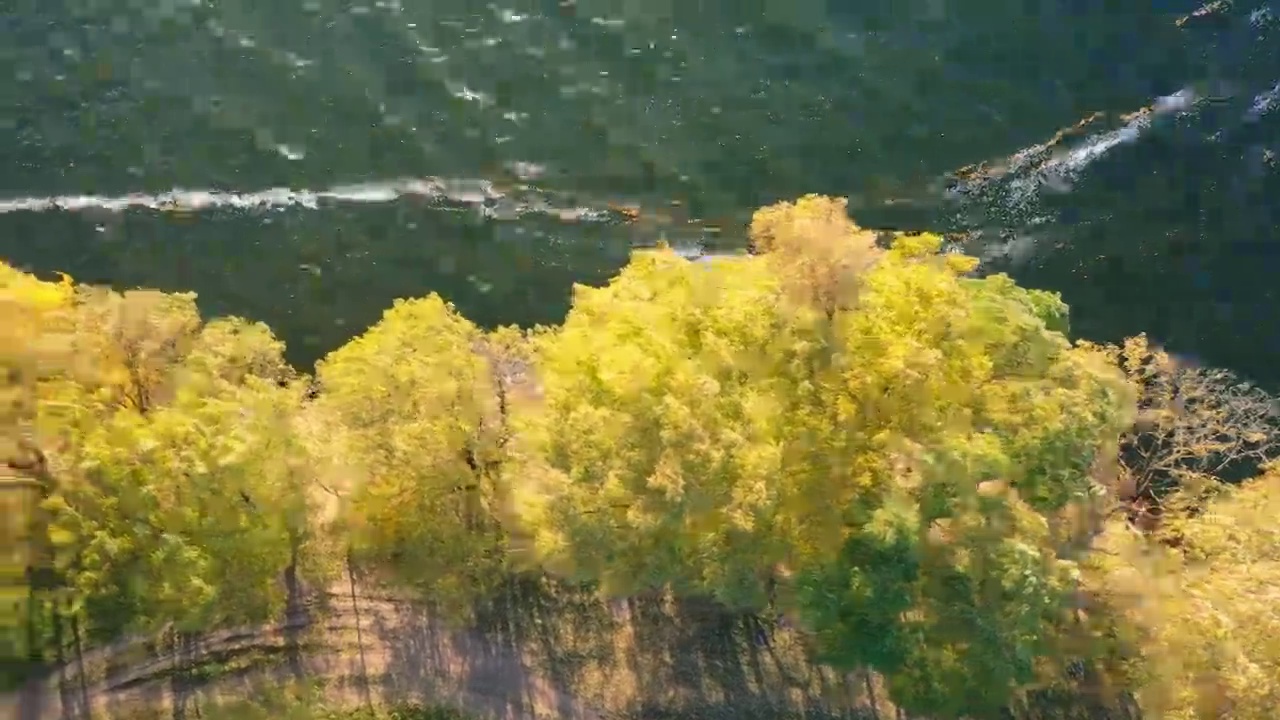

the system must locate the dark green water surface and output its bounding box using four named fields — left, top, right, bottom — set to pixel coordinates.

left=1, top=1, right=1276, bottom=385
